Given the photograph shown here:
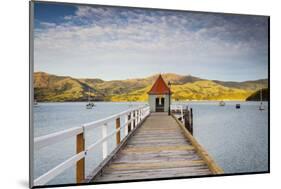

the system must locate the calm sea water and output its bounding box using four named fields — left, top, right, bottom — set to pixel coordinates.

left=33, top=101, right=268, bottom=185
